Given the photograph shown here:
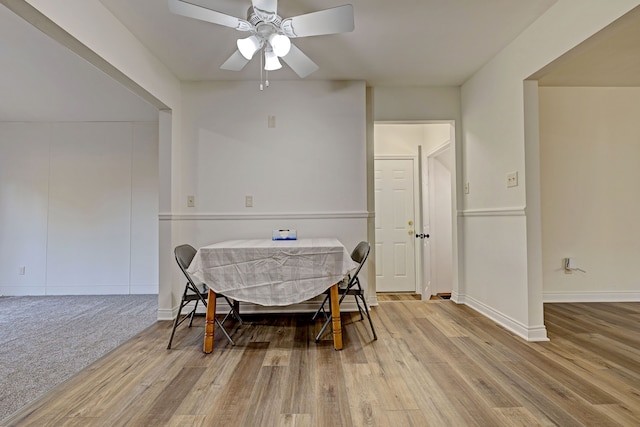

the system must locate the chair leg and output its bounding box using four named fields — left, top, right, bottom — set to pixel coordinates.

left=221, top=297, right=242, bottom=325
left=312, top=293, right=330, bottom=321
left=357, top=294, right=377, bottom=341
left=215, top=317, right=235, bottom=346
left=314, top=294, right=332, bottom=342
left=315, top=316, right=332, bottom=342
left=188, top=299, right=199, bottom=327
left=353, top=295, right=365, bottom=320
left=167, top=301, right=186, bottom=349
